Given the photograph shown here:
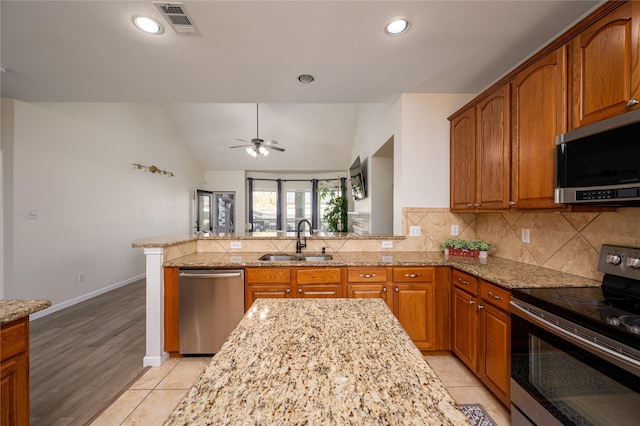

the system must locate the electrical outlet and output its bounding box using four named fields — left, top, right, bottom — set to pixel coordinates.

left=451, top=225, right=459, bottom=236
left=78, top=273, right=85, bottom=284
left=230, top=241, right=242, bottom=249
left=381, top=241, right=393, bottom=249
left=521, top=229, right=531, bottom=244
left=409, top=226, right=421, bottom=237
